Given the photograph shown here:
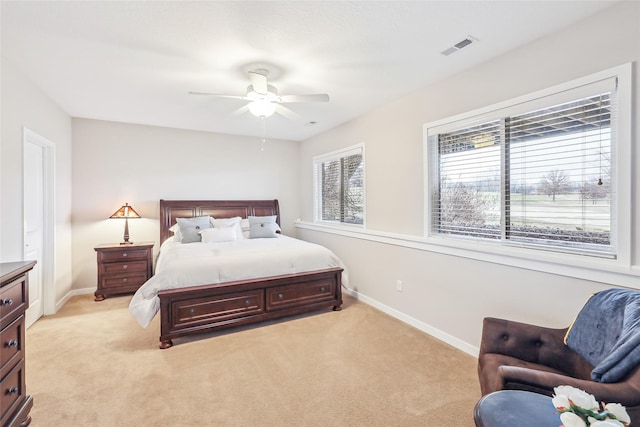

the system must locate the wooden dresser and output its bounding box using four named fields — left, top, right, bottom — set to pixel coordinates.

left=94, top=243, right=153, bottom=301
left=0, top=261, right=35, bottom=427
